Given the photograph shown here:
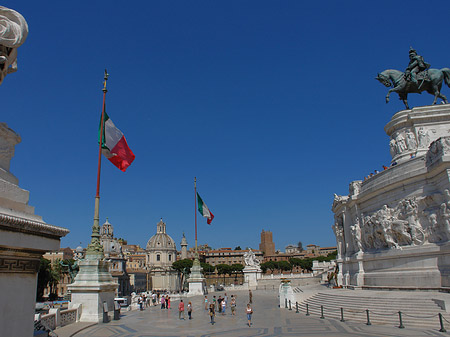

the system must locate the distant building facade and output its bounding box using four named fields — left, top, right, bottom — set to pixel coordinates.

left=259, top=229, right=275, bottom=255
left=145, top=219, right=179, bottom=291
left=100, top=219, right=131, bottom=296
left=205, top=248, right=263, bottom=266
